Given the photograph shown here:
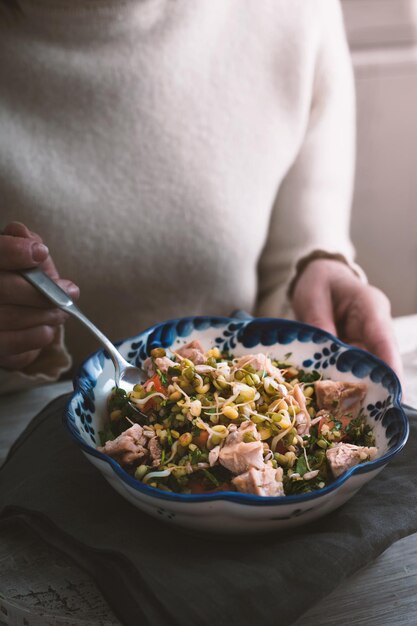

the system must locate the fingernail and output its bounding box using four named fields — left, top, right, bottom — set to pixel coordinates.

left=66, top=283, right=80, bottom=298
left=31, top=242, right=49, bottom=262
